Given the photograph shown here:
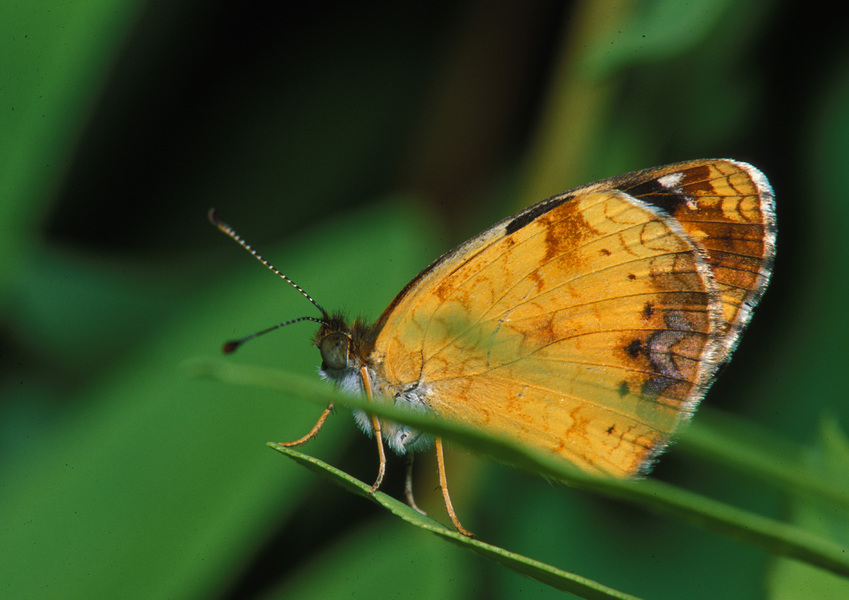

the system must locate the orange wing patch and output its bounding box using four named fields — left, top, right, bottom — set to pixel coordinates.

left=374, top=190, right=719, bottom=475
